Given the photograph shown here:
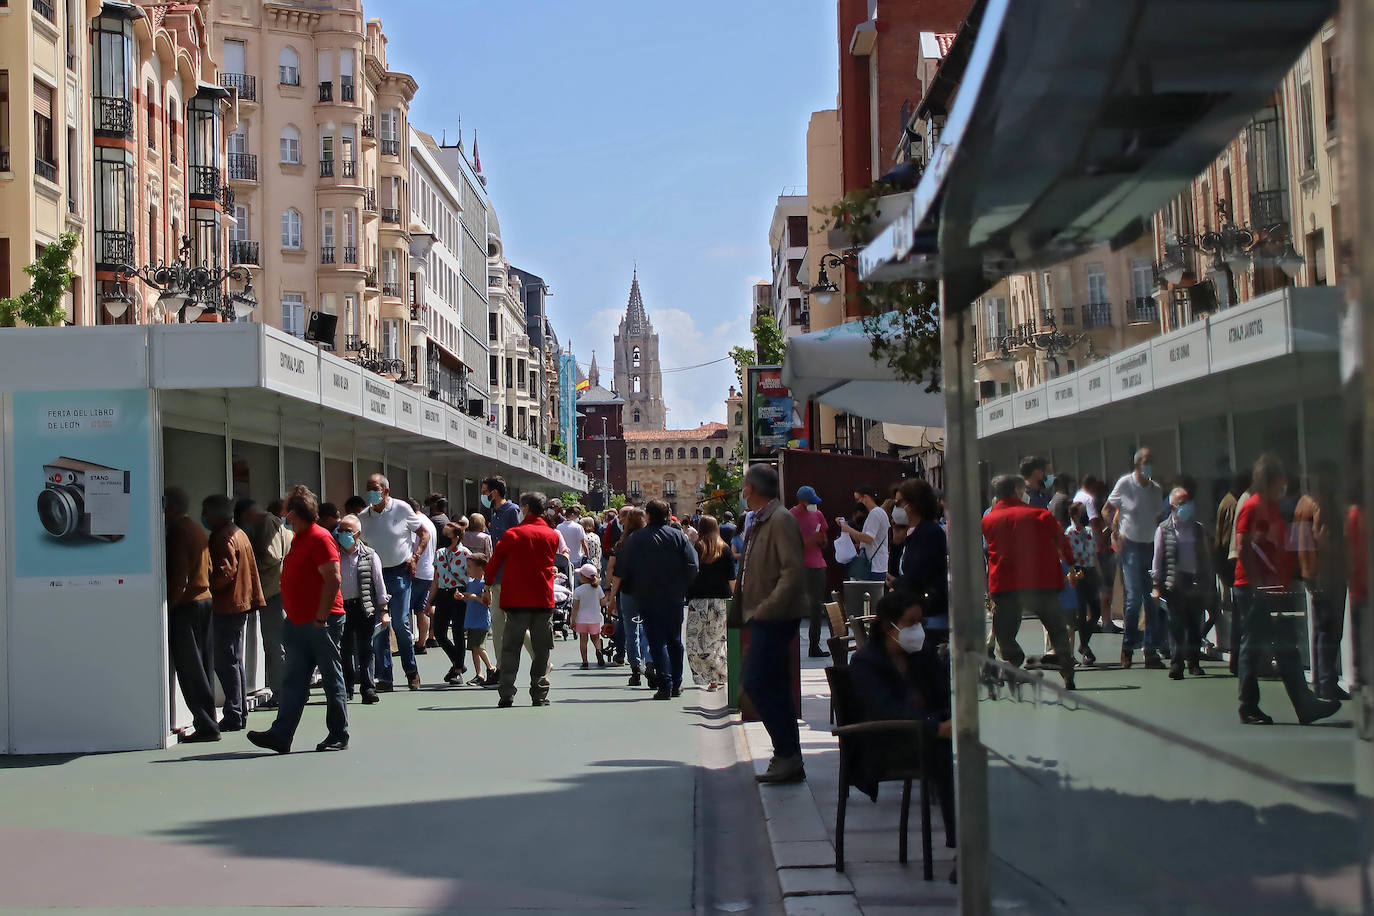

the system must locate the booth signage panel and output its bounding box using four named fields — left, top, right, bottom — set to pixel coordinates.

left=1047, top=374, right=1079, bottom=419
left=1012, top=386, right=1049, bottom=426
left=395, top=389, right=421, bottom=434
left=1077, top=361, right=1112, bottom=410
left=445, top=407, right=465, bottom=446
left=151, top=325, right=258, bottom=390
left=320, top=357, right=363, bottom=416
left=1151, top=324, right=1210, bottom=389
left=262, top=333, right=321, bottom=404
left=0, top=327, right=149, bottom=392
left=982, top=397, right=1013, bottom=435
left=1210, top=296, right=1291, bottom=373
left=1109, top=342, right=1153, bottom=401
left=362, top=377, right=395, bottom=425
left=421, top=401, right=444, bottom=440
